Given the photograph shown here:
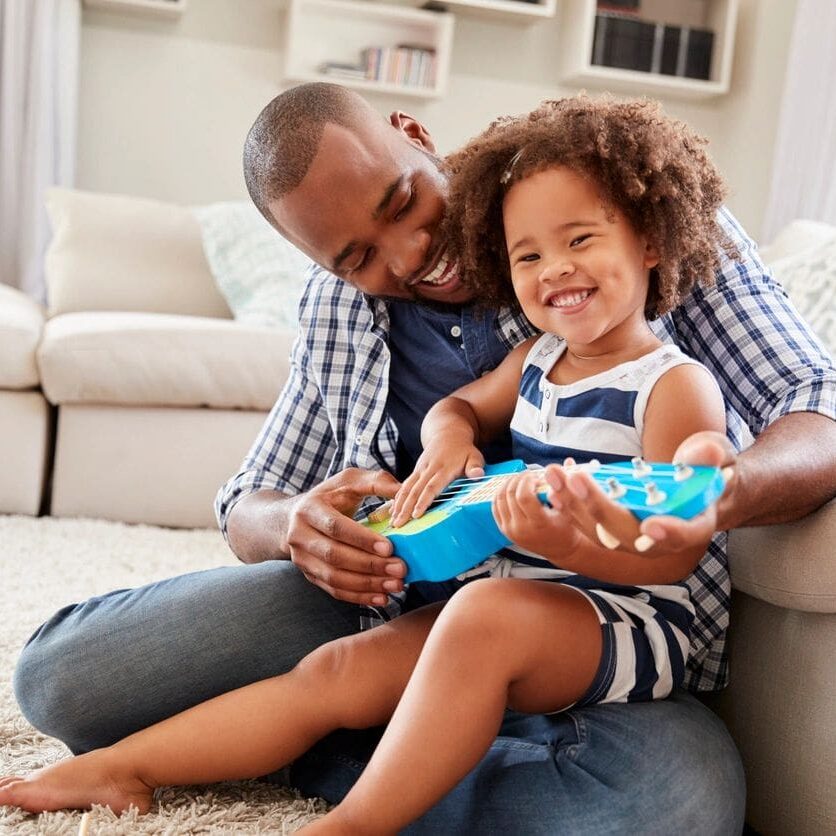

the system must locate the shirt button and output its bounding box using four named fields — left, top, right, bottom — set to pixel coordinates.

left=544, top=390, right=551, bottom=400
left=356, top=434, right=369, bottom=446
left=450, top=325, right=462, bottom=338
